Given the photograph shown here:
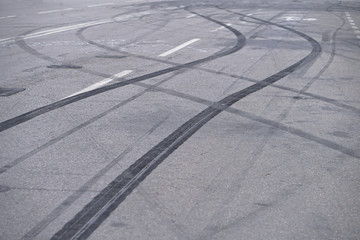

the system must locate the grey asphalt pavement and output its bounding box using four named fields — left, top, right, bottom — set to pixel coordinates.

left=0, top=0, right=359, bottom=239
